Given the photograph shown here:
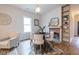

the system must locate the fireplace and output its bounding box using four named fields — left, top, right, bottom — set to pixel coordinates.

left=49, top=28, right=61, bottom=43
